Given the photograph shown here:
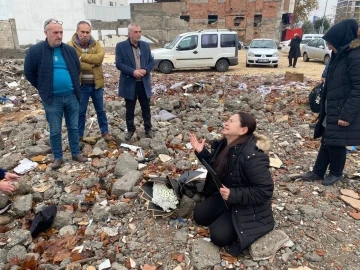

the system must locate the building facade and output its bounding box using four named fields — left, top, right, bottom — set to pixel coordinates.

left=0, top=0, right=130, bottom=45
left=335, top=0, right=360, bottom=23
left=132, top=0, right=294, bottom=44
left=87, top=0, right=128, bottom=6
